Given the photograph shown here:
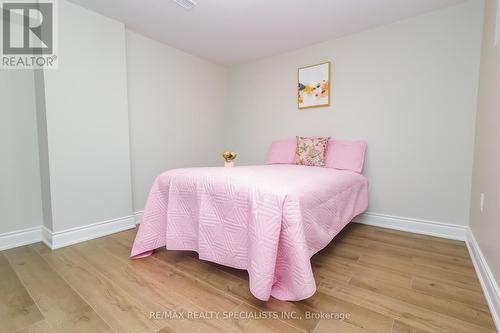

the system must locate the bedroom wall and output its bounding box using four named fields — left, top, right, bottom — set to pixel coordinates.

left=39, top=0, right=133, bottom=232
left=226, top=0, right=483, bottom=226
left=125, top=30, right=228, bottom=211
left=470, top=0, right=500, bottom=292
left=0, top=70, right=43, bottom=235
left=34, top=69, right=53, bottom=232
